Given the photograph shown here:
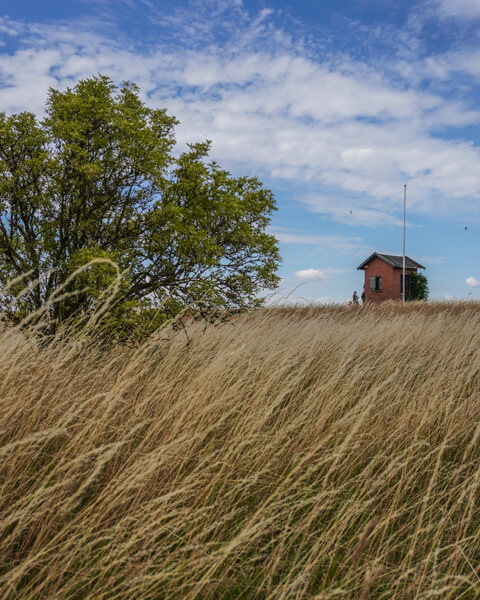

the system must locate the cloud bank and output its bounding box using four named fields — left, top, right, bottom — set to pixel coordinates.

left=1, top=1, right=480, bottom=229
